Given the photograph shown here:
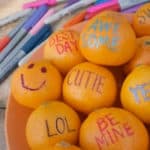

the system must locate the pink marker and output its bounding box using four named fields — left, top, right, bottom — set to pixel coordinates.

left=122, top=4, right=142, bottom=13
left=23, top=0, right=66, bottom=9
left=87, top=0, right=120, bottom=14
left=30, top=9, right=54, bottom=35
left=85, top=0, right=120, bottom=20
left=87, top=0, right=150, bottom=15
